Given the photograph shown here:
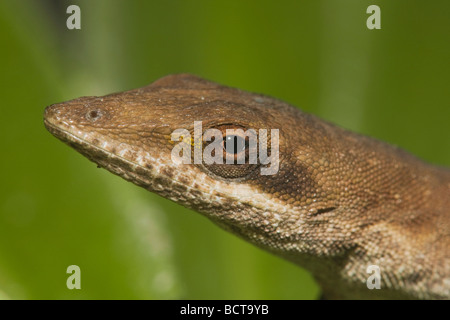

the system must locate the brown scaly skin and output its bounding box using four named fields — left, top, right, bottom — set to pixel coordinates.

left=44, top=74, right=449, bottom=299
